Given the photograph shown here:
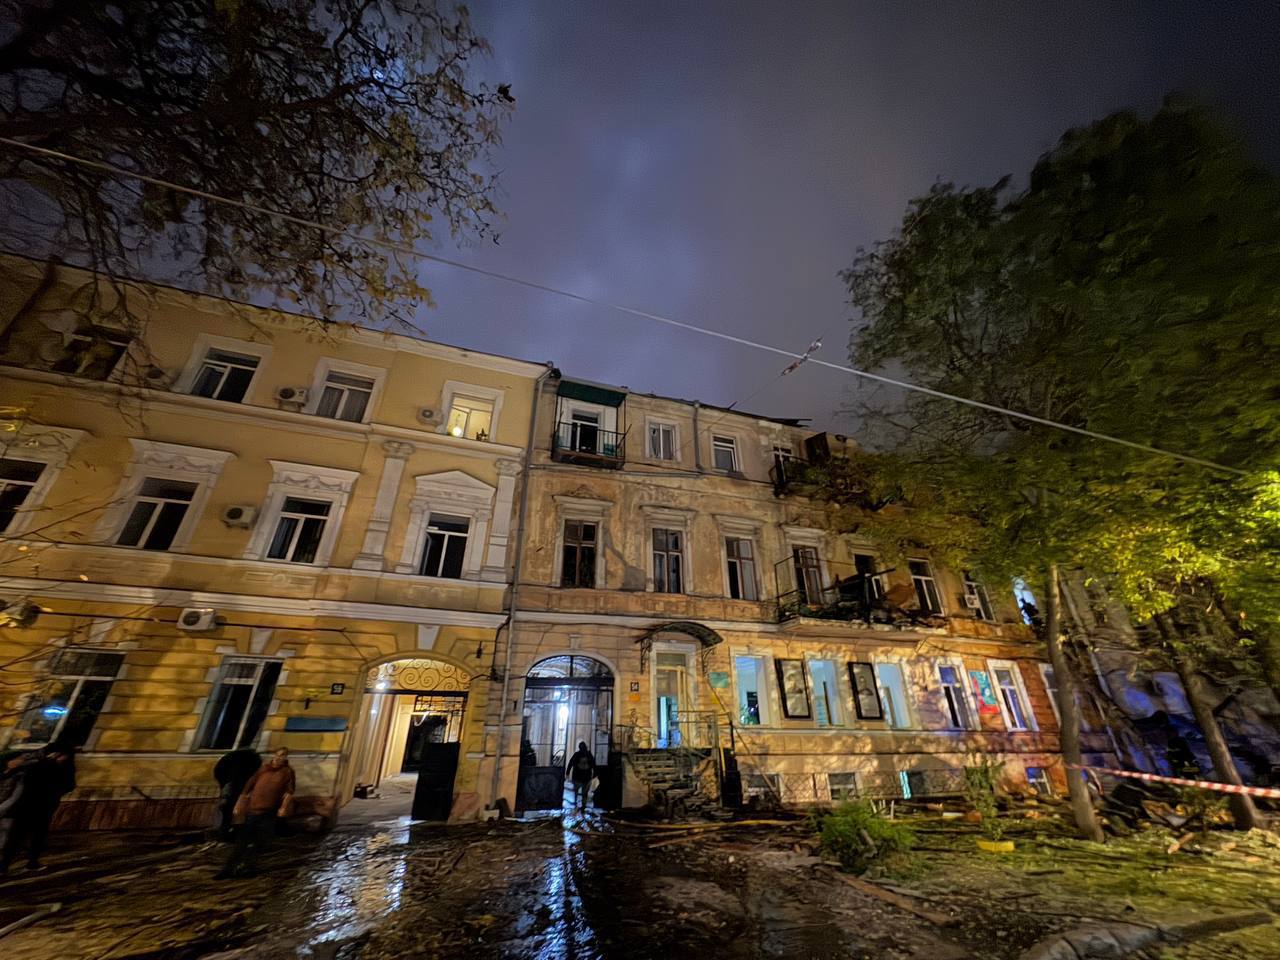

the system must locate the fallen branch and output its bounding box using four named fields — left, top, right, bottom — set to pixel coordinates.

left=821, top=868, right=957, bottom=927
left=1166, top=832, right=1195, bottom=855
left=0, top=902, right=62, bottom=940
